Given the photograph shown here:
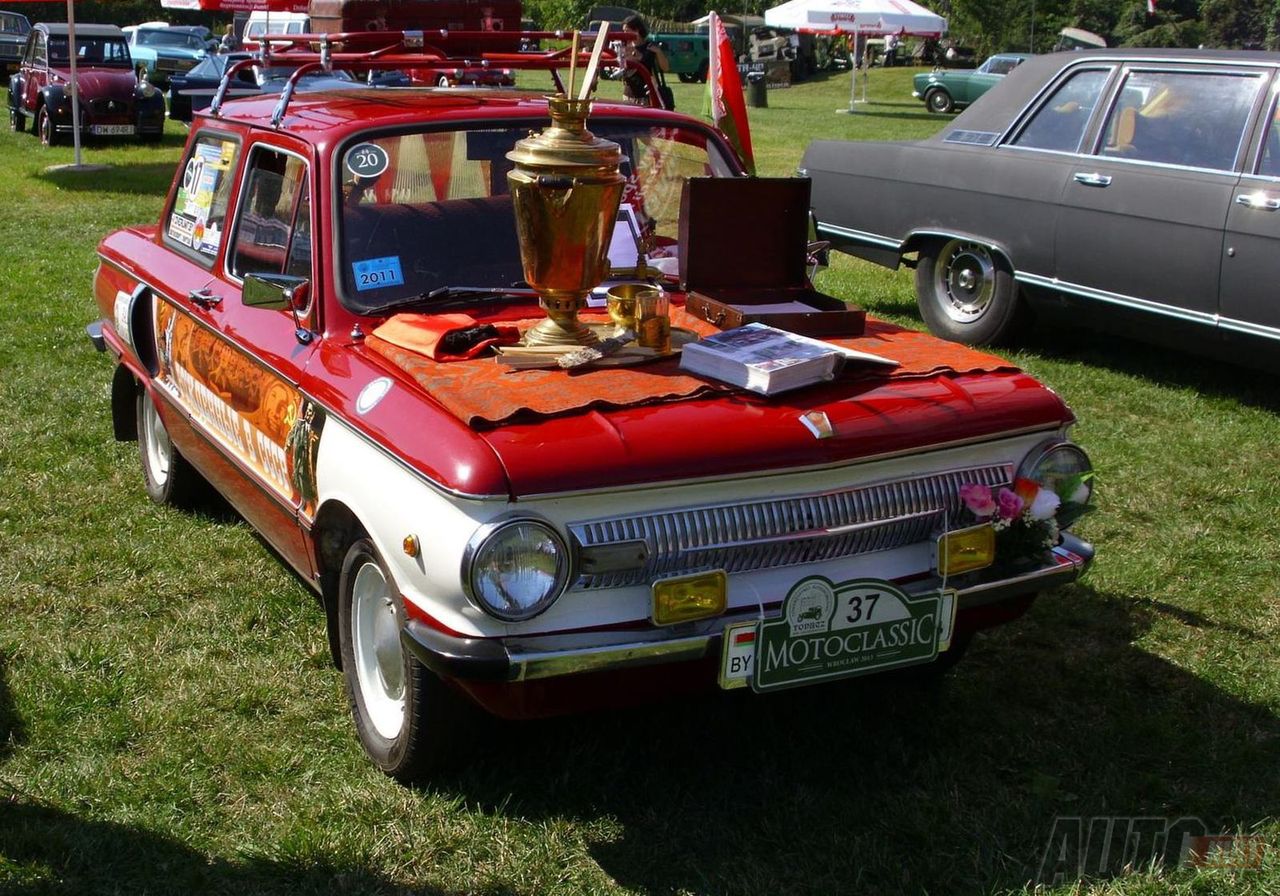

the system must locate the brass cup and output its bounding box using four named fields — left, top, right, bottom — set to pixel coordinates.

left=606, top=282, right=655, bottom=332
left=634, top=288, right=671, bottom=353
